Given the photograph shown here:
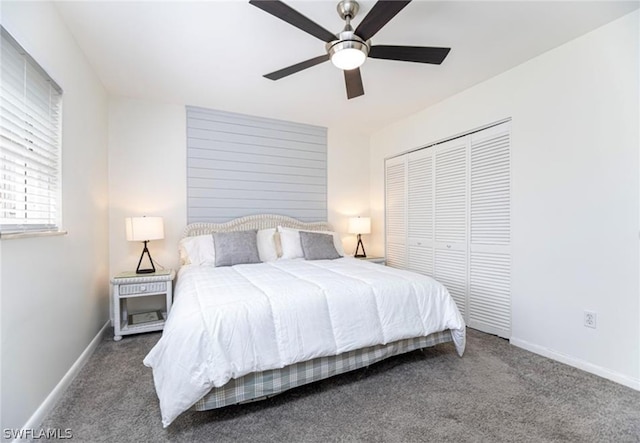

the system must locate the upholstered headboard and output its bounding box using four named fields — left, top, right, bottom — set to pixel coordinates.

left=182, top=214, right=333, bottom=238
